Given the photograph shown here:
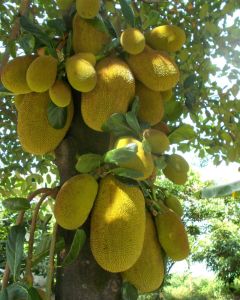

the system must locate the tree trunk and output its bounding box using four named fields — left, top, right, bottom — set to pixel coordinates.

left=54, top=95, right=122, bottom=300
